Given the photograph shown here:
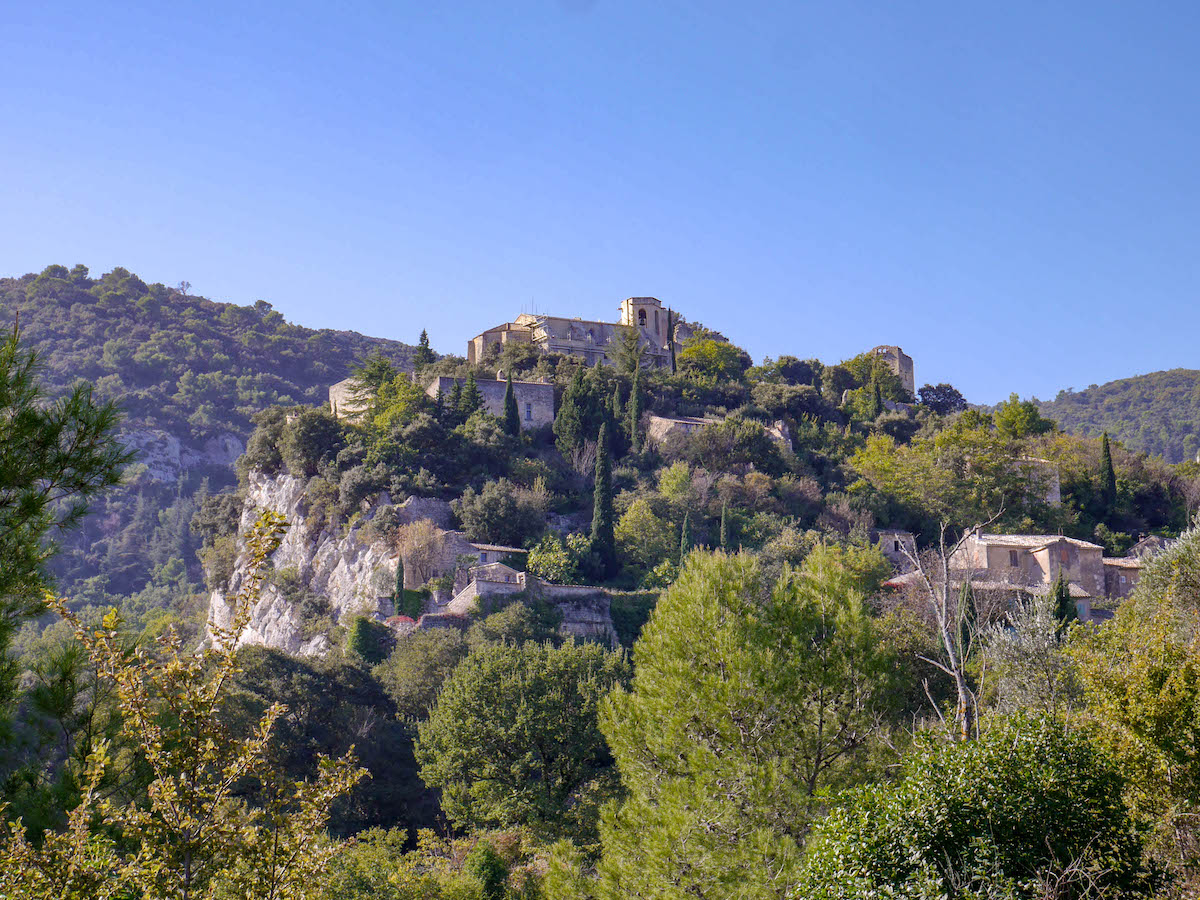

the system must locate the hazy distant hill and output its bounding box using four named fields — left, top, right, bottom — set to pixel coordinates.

left=1038, top=370, right=1200, bottom=464
left=0, top=264, right=418, bottom=598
